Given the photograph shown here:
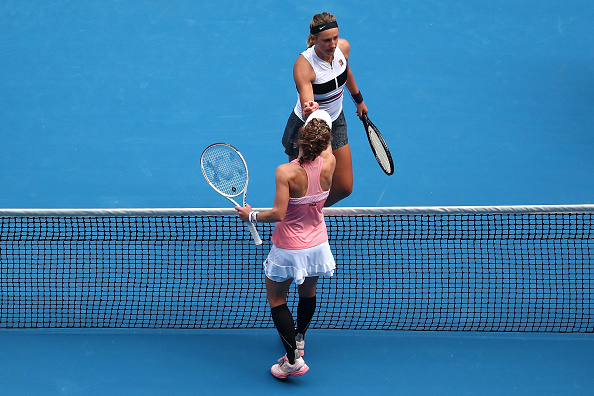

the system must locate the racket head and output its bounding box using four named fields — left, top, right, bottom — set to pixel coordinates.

left=201, top=143, right=249, bottom=199
left=361, top=113, right=395, bottom=176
